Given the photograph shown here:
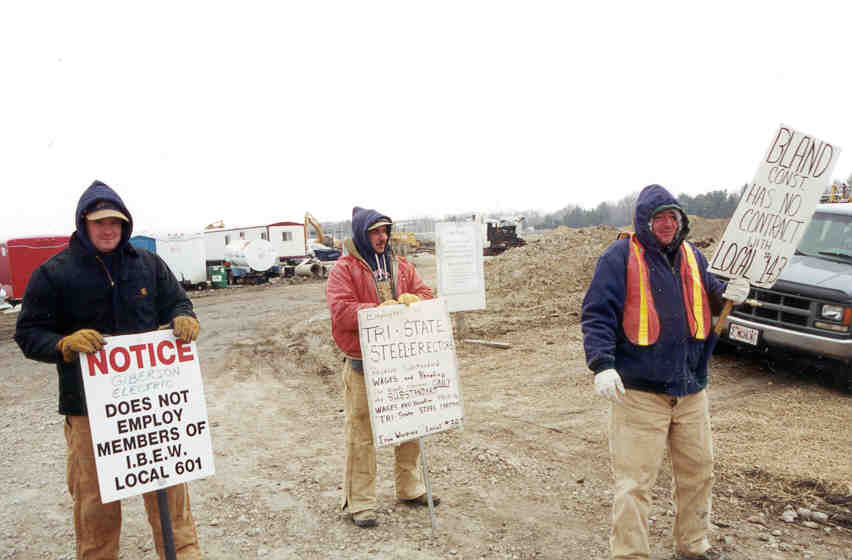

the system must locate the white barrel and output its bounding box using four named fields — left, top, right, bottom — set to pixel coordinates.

left=224, top=239, right=278, bottom=271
